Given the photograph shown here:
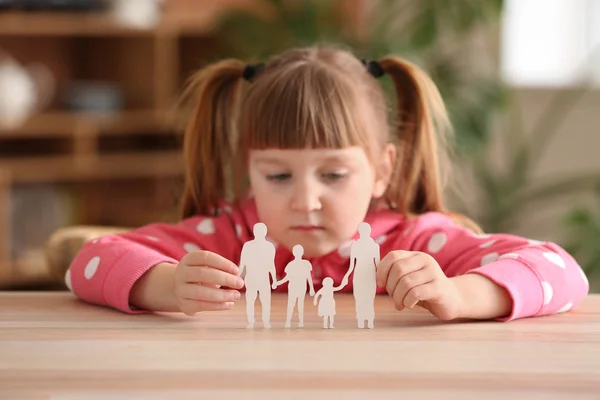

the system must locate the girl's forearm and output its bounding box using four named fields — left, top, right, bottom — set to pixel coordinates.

left=451, top=274, right=513, bottom=320
left=130, top=262, right=180, bottom=312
